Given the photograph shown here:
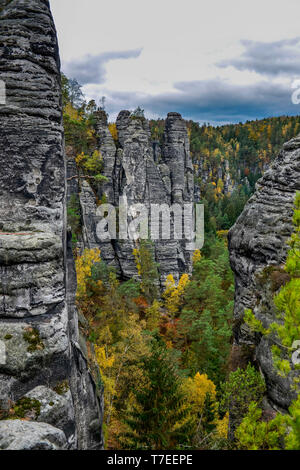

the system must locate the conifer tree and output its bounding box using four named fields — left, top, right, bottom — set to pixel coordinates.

left=133, top=240, right=159, bottom=303
left=122, top=335, right=192, bottom=450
